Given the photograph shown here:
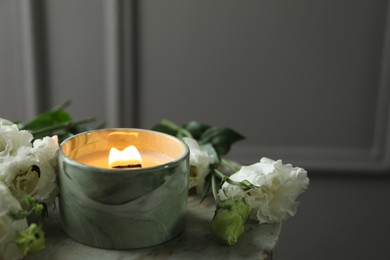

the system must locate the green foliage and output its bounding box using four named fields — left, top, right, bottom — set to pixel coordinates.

left=20, top=101, right=98, bottom=142
left=153, top=119, right=246, bottom=219
left=151, top=119, right=180, bottom=137
left=182, top=121, right=210, bottom=139
left=152, top=119, right=245, bottom=158
left=22, top=110, right=71, bottom=132
left=9, top=196, right=45, bottom=221
left=198, top=127, right=244, bottom=156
